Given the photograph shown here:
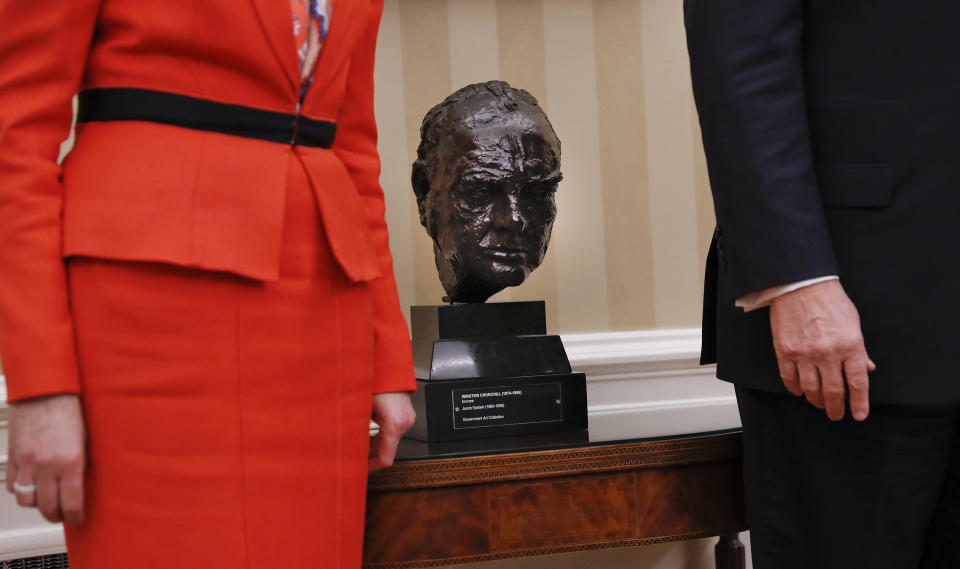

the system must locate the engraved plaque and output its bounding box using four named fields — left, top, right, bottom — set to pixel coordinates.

left=453, top=382, right=564, bottom=430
